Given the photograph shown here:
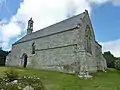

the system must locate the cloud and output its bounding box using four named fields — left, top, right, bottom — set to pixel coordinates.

left=0, top=0, right=120, bottom=55
left=0, top=0, right=6, bottom=6
left=112, top=0, right=120, bottom=6
left=89, top=0, right=120, bottom=6
left=0, top=18, right=22, bottom=49
left=100, top=39, right=120, bottom=57
left=0, top=0, right=92, bottom=50
left=16, top=0, right=91, bottom=30
left=89, top=0, right=109, bottom=4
